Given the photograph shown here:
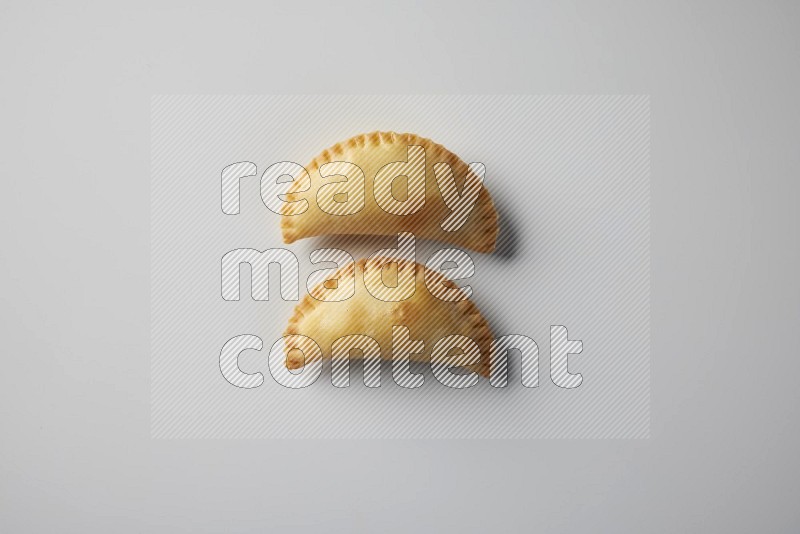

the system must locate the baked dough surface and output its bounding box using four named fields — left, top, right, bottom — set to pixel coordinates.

left=284, top=258, right=493, bottom=377
left=281, top=132, right=498, bottom=253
